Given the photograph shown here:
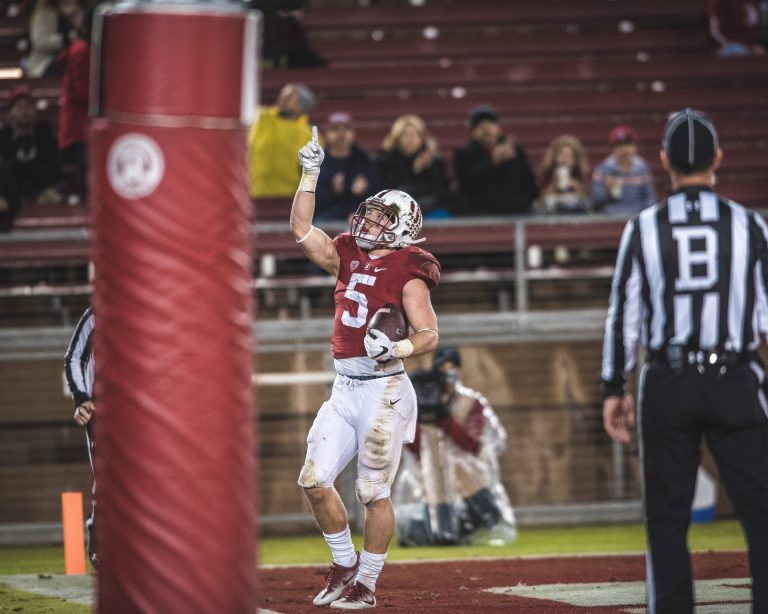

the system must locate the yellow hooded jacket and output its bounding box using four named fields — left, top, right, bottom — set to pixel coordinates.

left=248, top=106, right=313, bottom=198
